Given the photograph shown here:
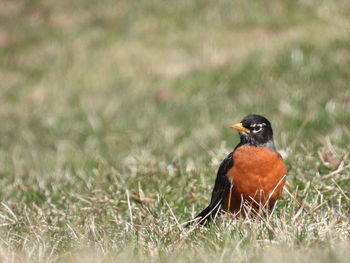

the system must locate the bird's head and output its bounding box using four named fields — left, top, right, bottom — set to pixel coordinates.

left=231, top=114, right=275, bottom=150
